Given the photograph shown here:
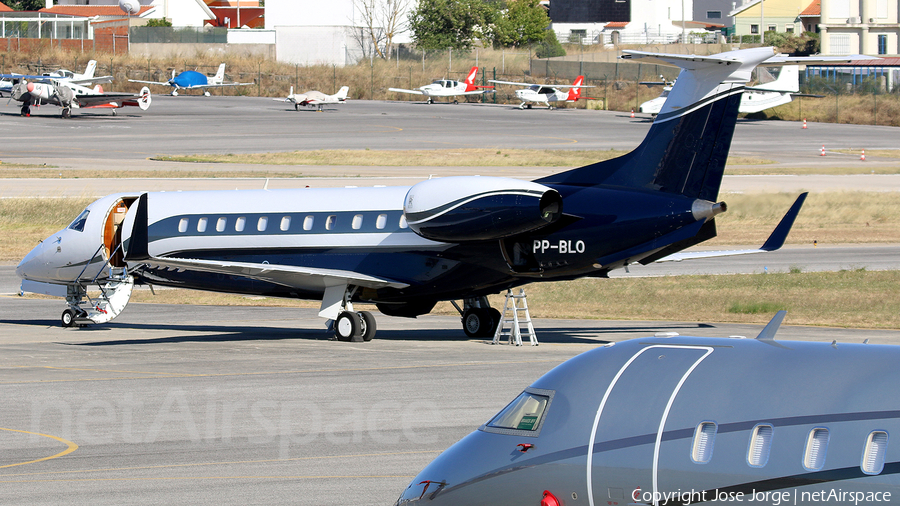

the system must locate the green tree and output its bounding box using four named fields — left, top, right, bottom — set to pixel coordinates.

left=5, top=0, right=44, bottom=10
left=408, top=0, right=495, bottom=50
left=144, top=18, right=174, bottom=28
left=534, top=28, right=565, bottom=58
left=491, top=0, right=550, bottom=48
